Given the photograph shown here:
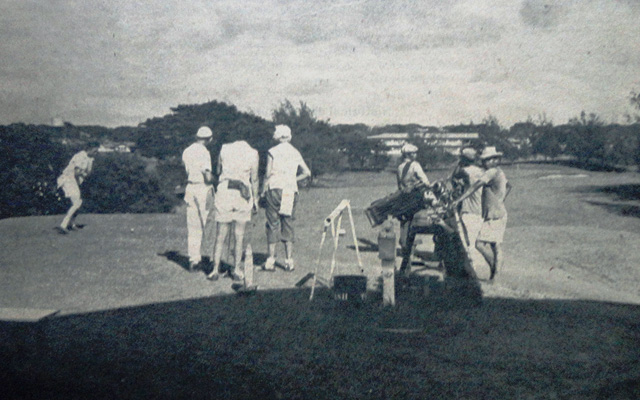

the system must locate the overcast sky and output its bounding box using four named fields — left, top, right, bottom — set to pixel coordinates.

left=1, top=0, right=639, bottom=128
